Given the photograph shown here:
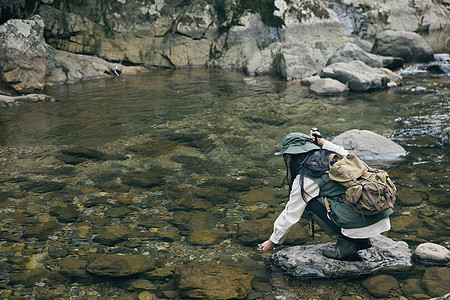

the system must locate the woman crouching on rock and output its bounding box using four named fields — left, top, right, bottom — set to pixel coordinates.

left=258, top=129, right=393, bottom=260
